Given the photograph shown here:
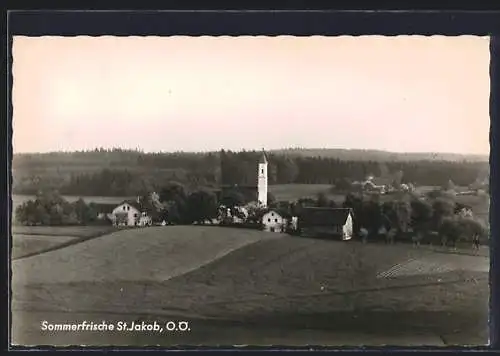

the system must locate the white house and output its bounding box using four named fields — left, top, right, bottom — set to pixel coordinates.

left=111, top=200, right=152, bottom=227
left=262, top=209, right=290, bottom=233
left=457, top=207, right=474, bottom=218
